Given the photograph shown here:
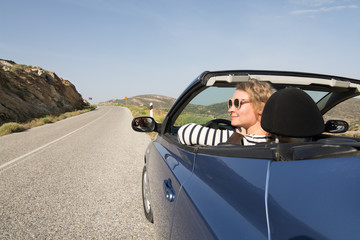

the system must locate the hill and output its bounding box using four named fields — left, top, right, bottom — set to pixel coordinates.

left=324, top=97, right=360, bottom=132
left=0, top=59, right=88, bottom=125
left=100, top=94, right=176, bottom=110
left=324, top=98, right=360, bottom=122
